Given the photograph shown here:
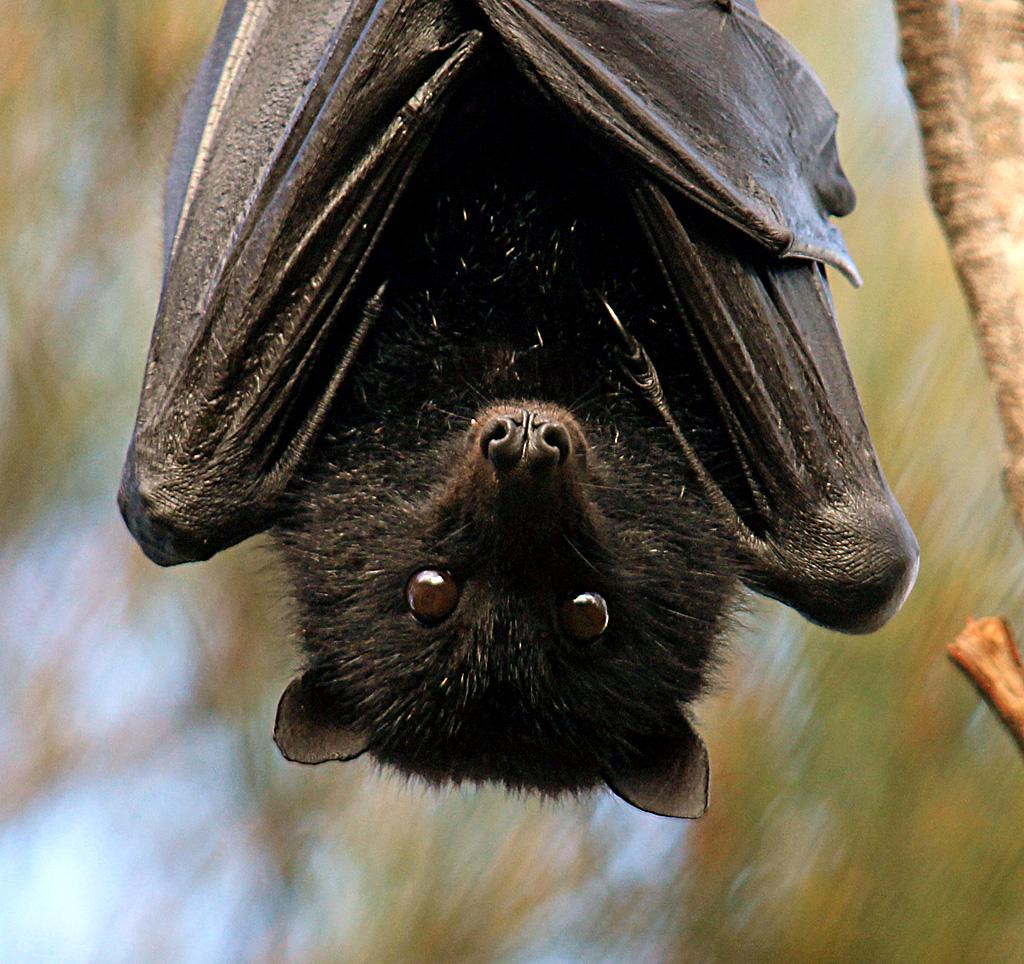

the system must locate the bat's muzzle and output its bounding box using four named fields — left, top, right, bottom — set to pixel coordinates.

left=479, top=410, right=572, bottom=474
left=455, top=403, right=593, bottom=542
